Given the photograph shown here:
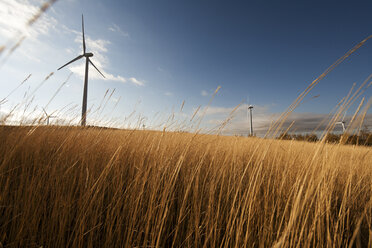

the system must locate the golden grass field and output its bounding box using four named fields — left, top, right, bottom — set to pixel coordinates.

left=0, top=3, right=371, bottom=246
left=0, top=125, right=371, bottom=247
